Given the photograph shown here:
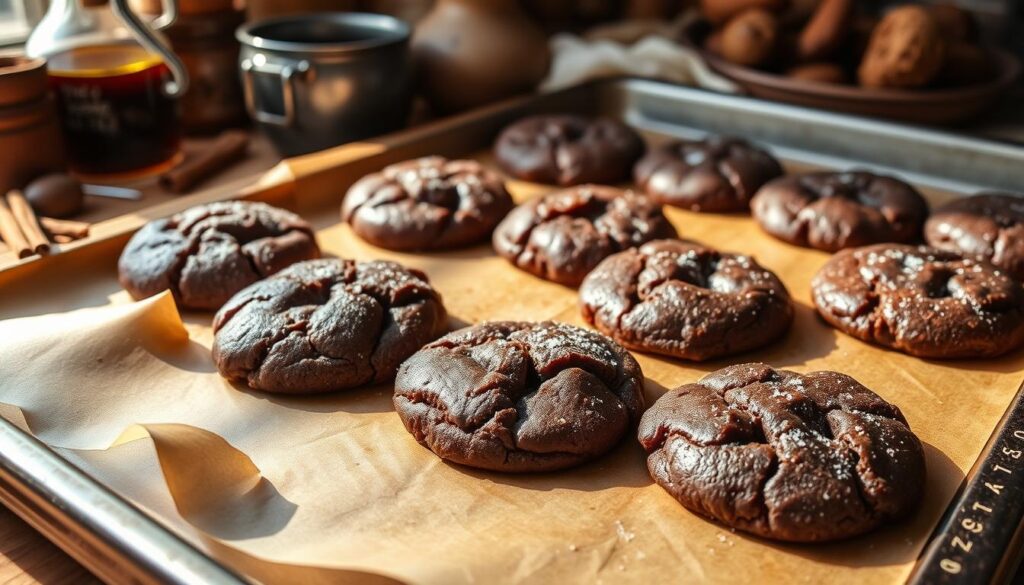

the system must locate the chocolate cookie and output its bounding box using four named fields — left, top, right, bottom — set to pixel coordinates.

left=634, top=136, right=783, bottom=213
left=639, top=363, right=926, bottom=542
left=212, top=259, right=448, bottom=394
left=858, top=6, right=945, bottom=89
left=580, top=240, right=793, bottom=361
left=118, top=201, right=320, bottom=310
left=394, top=321, right=645, bottom=472
left=796, top=0, right=854, bottom=62
left=751, top=171, right=928, bottom=252
left=812, top=244, right=1024, bottom=358
left=341, top=156, right=514, bottom=251
left=492, top=185, right=678, bottom=286
left=493, top=115, right=645, bottom=186
left=719, top=9, right=780, bottom=67
left=925, top=193, right=1024, bottom=281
